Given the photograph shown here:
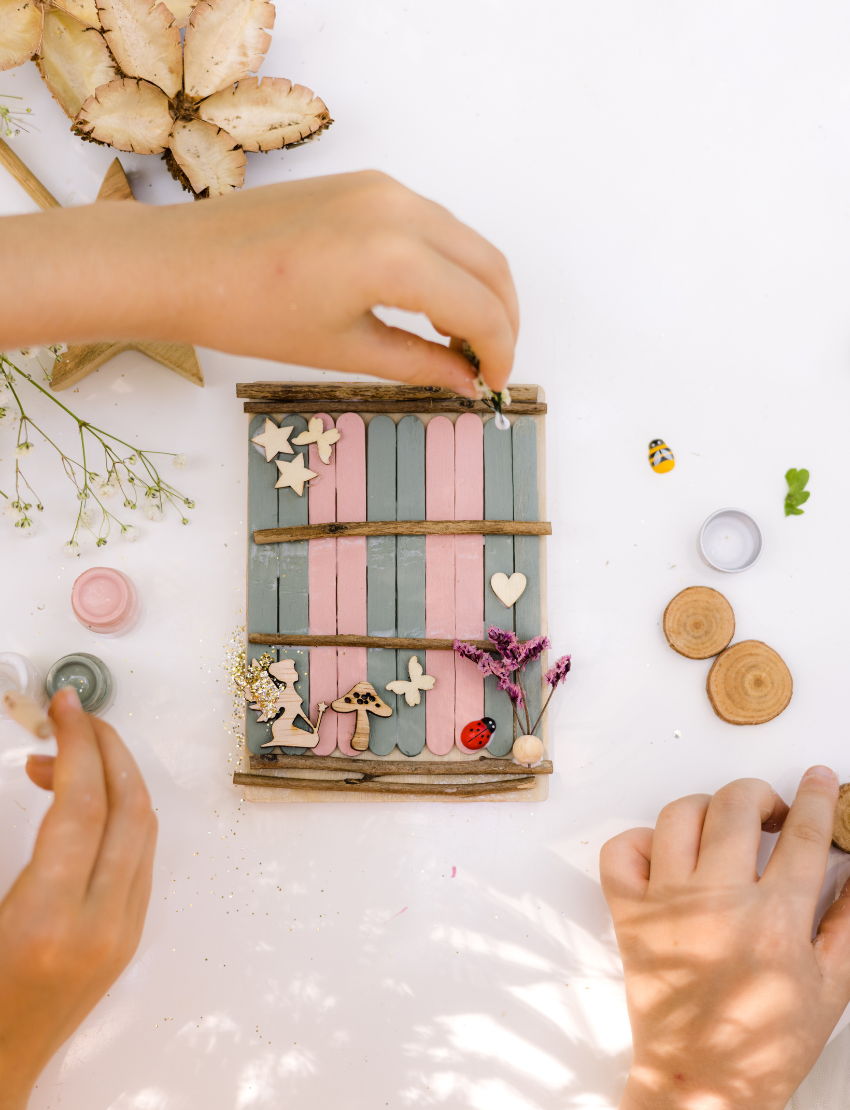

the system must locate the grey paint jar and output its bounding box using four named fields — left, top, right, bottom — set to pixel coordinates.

left=45, top=653, right=115, bottom=715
